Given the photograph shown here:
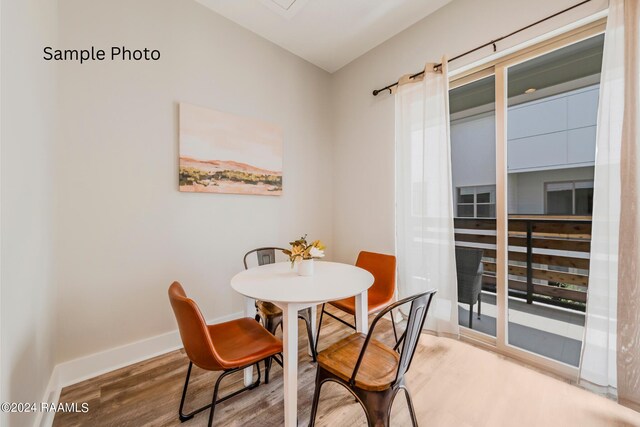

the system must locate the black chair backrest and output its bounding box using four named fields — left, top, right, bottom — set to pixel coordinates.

left=243, top=247, right=286, bottom=270
left=455, top=246, right=484, bottom=302
left=349, top=290, right=437, bottom=388
left=395, top=291, right=435, bottom=382
left=455, top=246, right=484, bottom=280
